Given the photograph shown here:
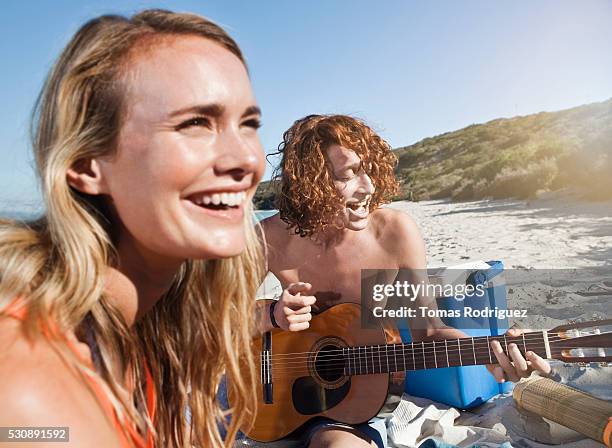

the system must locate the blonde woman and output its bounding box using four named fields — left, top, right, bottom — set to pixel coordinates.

left=0, top=9, right=264, bottom=448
